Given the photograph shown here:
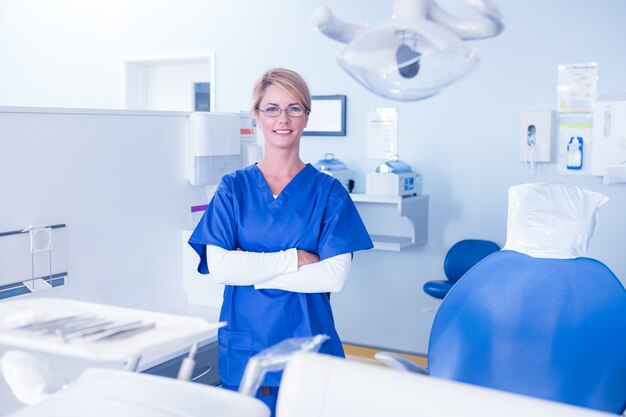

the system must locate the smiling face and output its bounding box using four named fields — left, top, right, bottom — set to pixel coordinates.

left=256, top=84, right=309, bottom=152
